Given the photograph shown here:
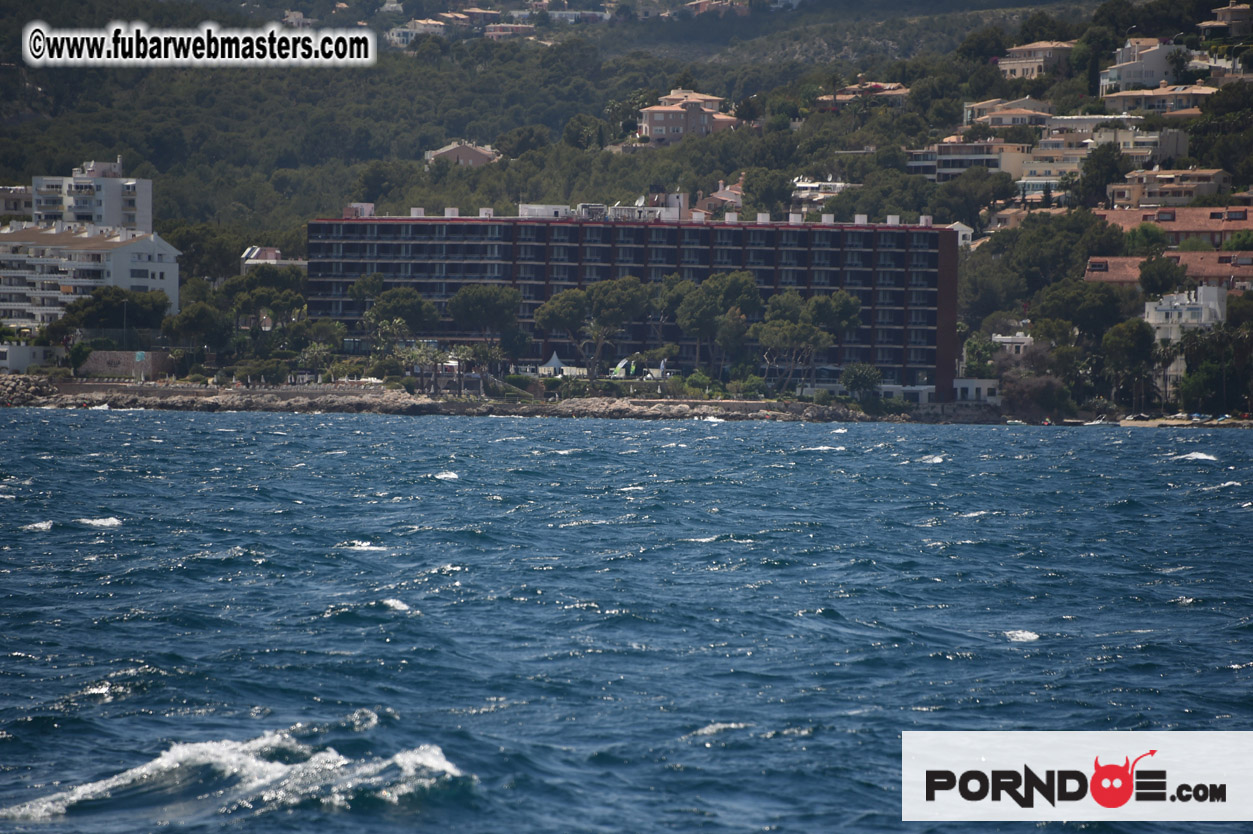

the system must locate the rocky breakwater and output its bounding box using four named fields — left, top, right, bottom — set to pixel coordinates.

left=0, top=375, right=58, bottom=406
left=21, top=381, right=441, bottom=415
left=3, top=380, right=893, bottom=423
